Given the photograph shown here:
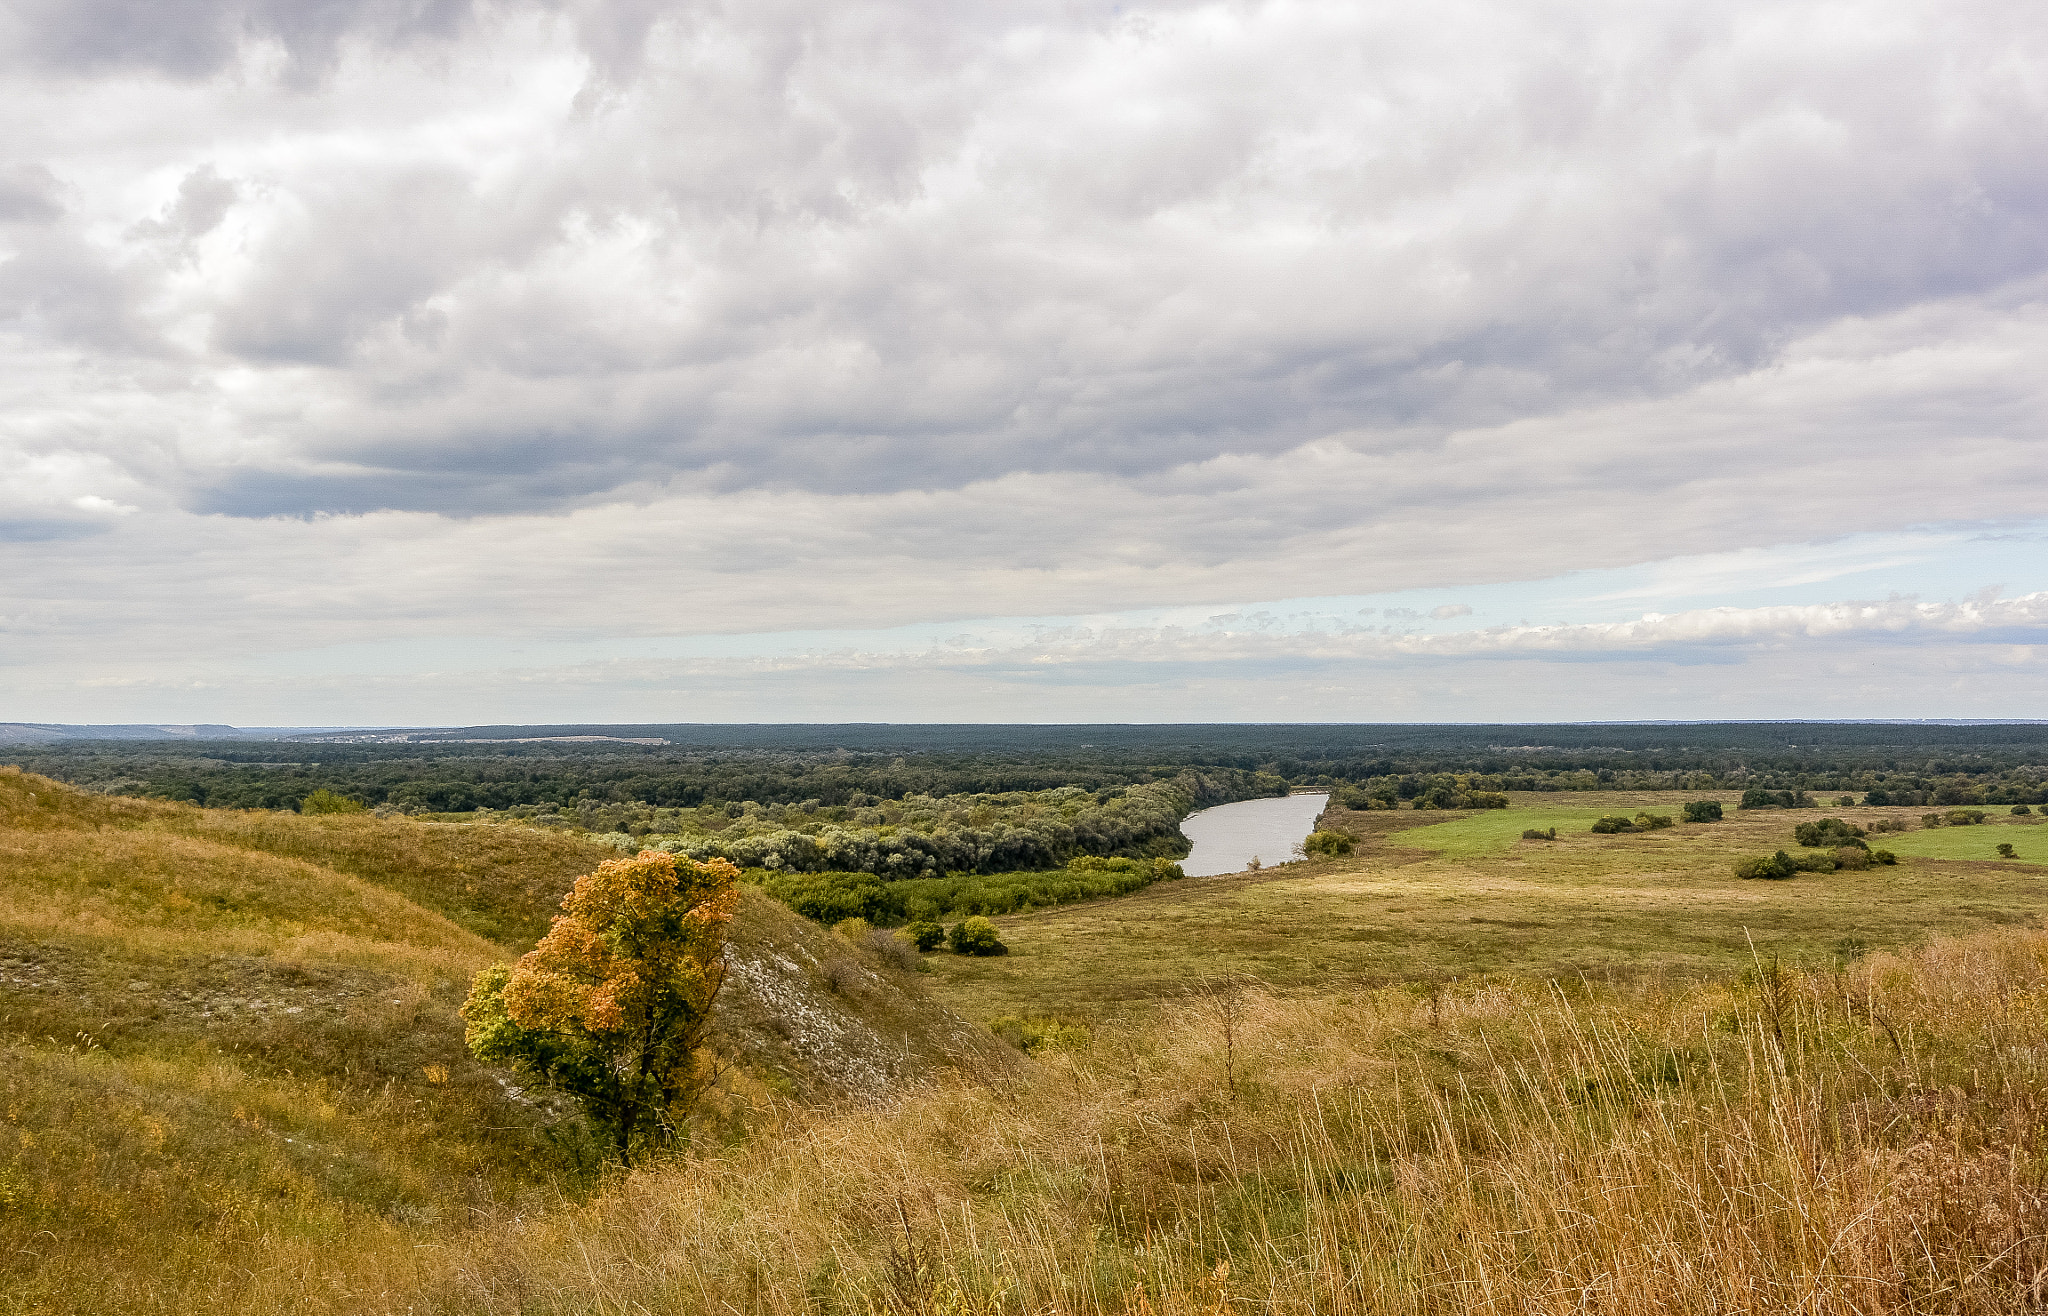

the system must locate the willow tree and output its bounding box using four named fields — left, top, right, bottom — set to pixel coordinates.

left=462, top=850, right=740, bottom=1163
